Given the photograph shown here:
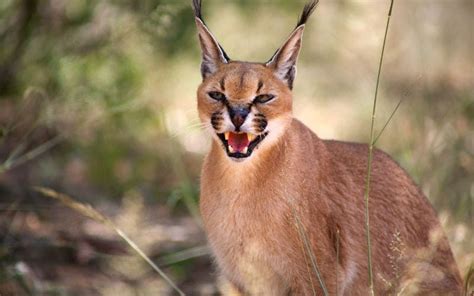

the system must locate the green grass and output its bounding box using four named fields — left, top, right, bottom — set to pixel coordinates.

left=363, top=0, right=395, bottom=294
